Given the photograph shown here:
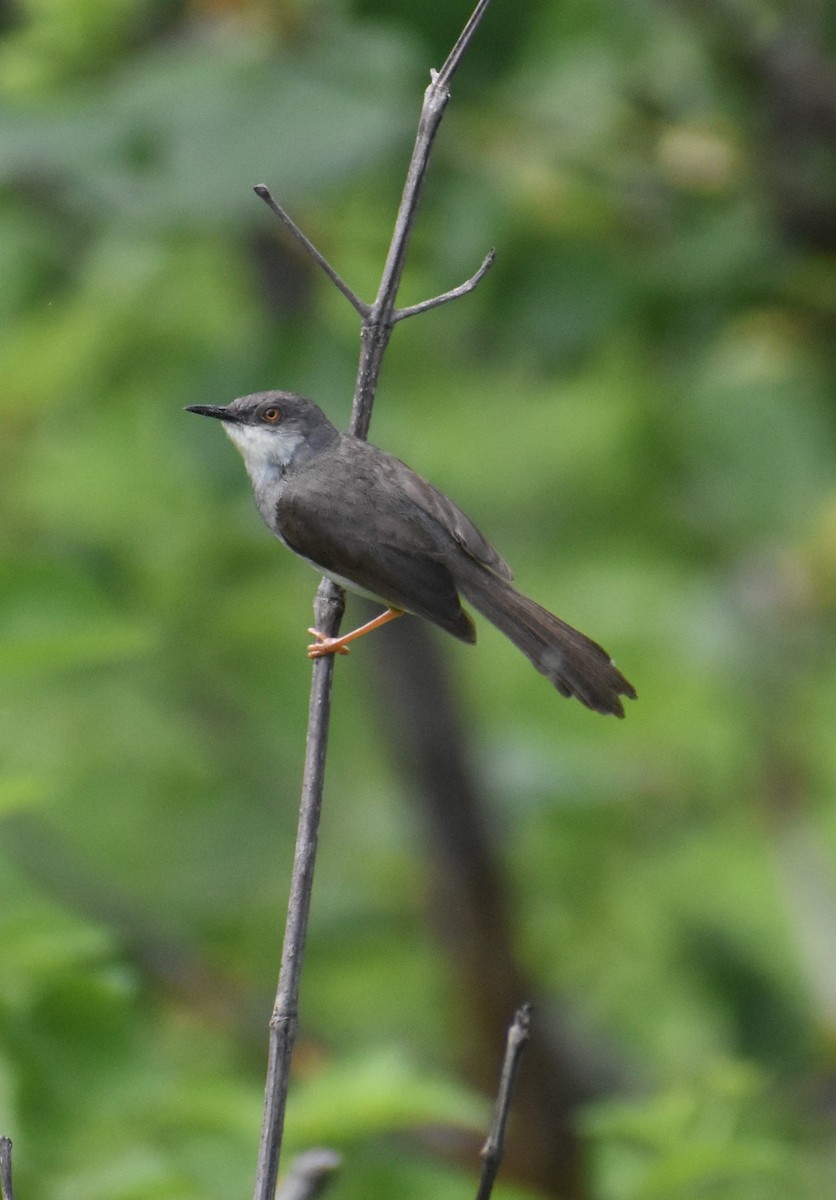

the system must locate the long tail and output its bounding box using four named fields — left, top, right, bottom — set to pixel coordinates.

left=458, top=571, right=636, bottom=717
